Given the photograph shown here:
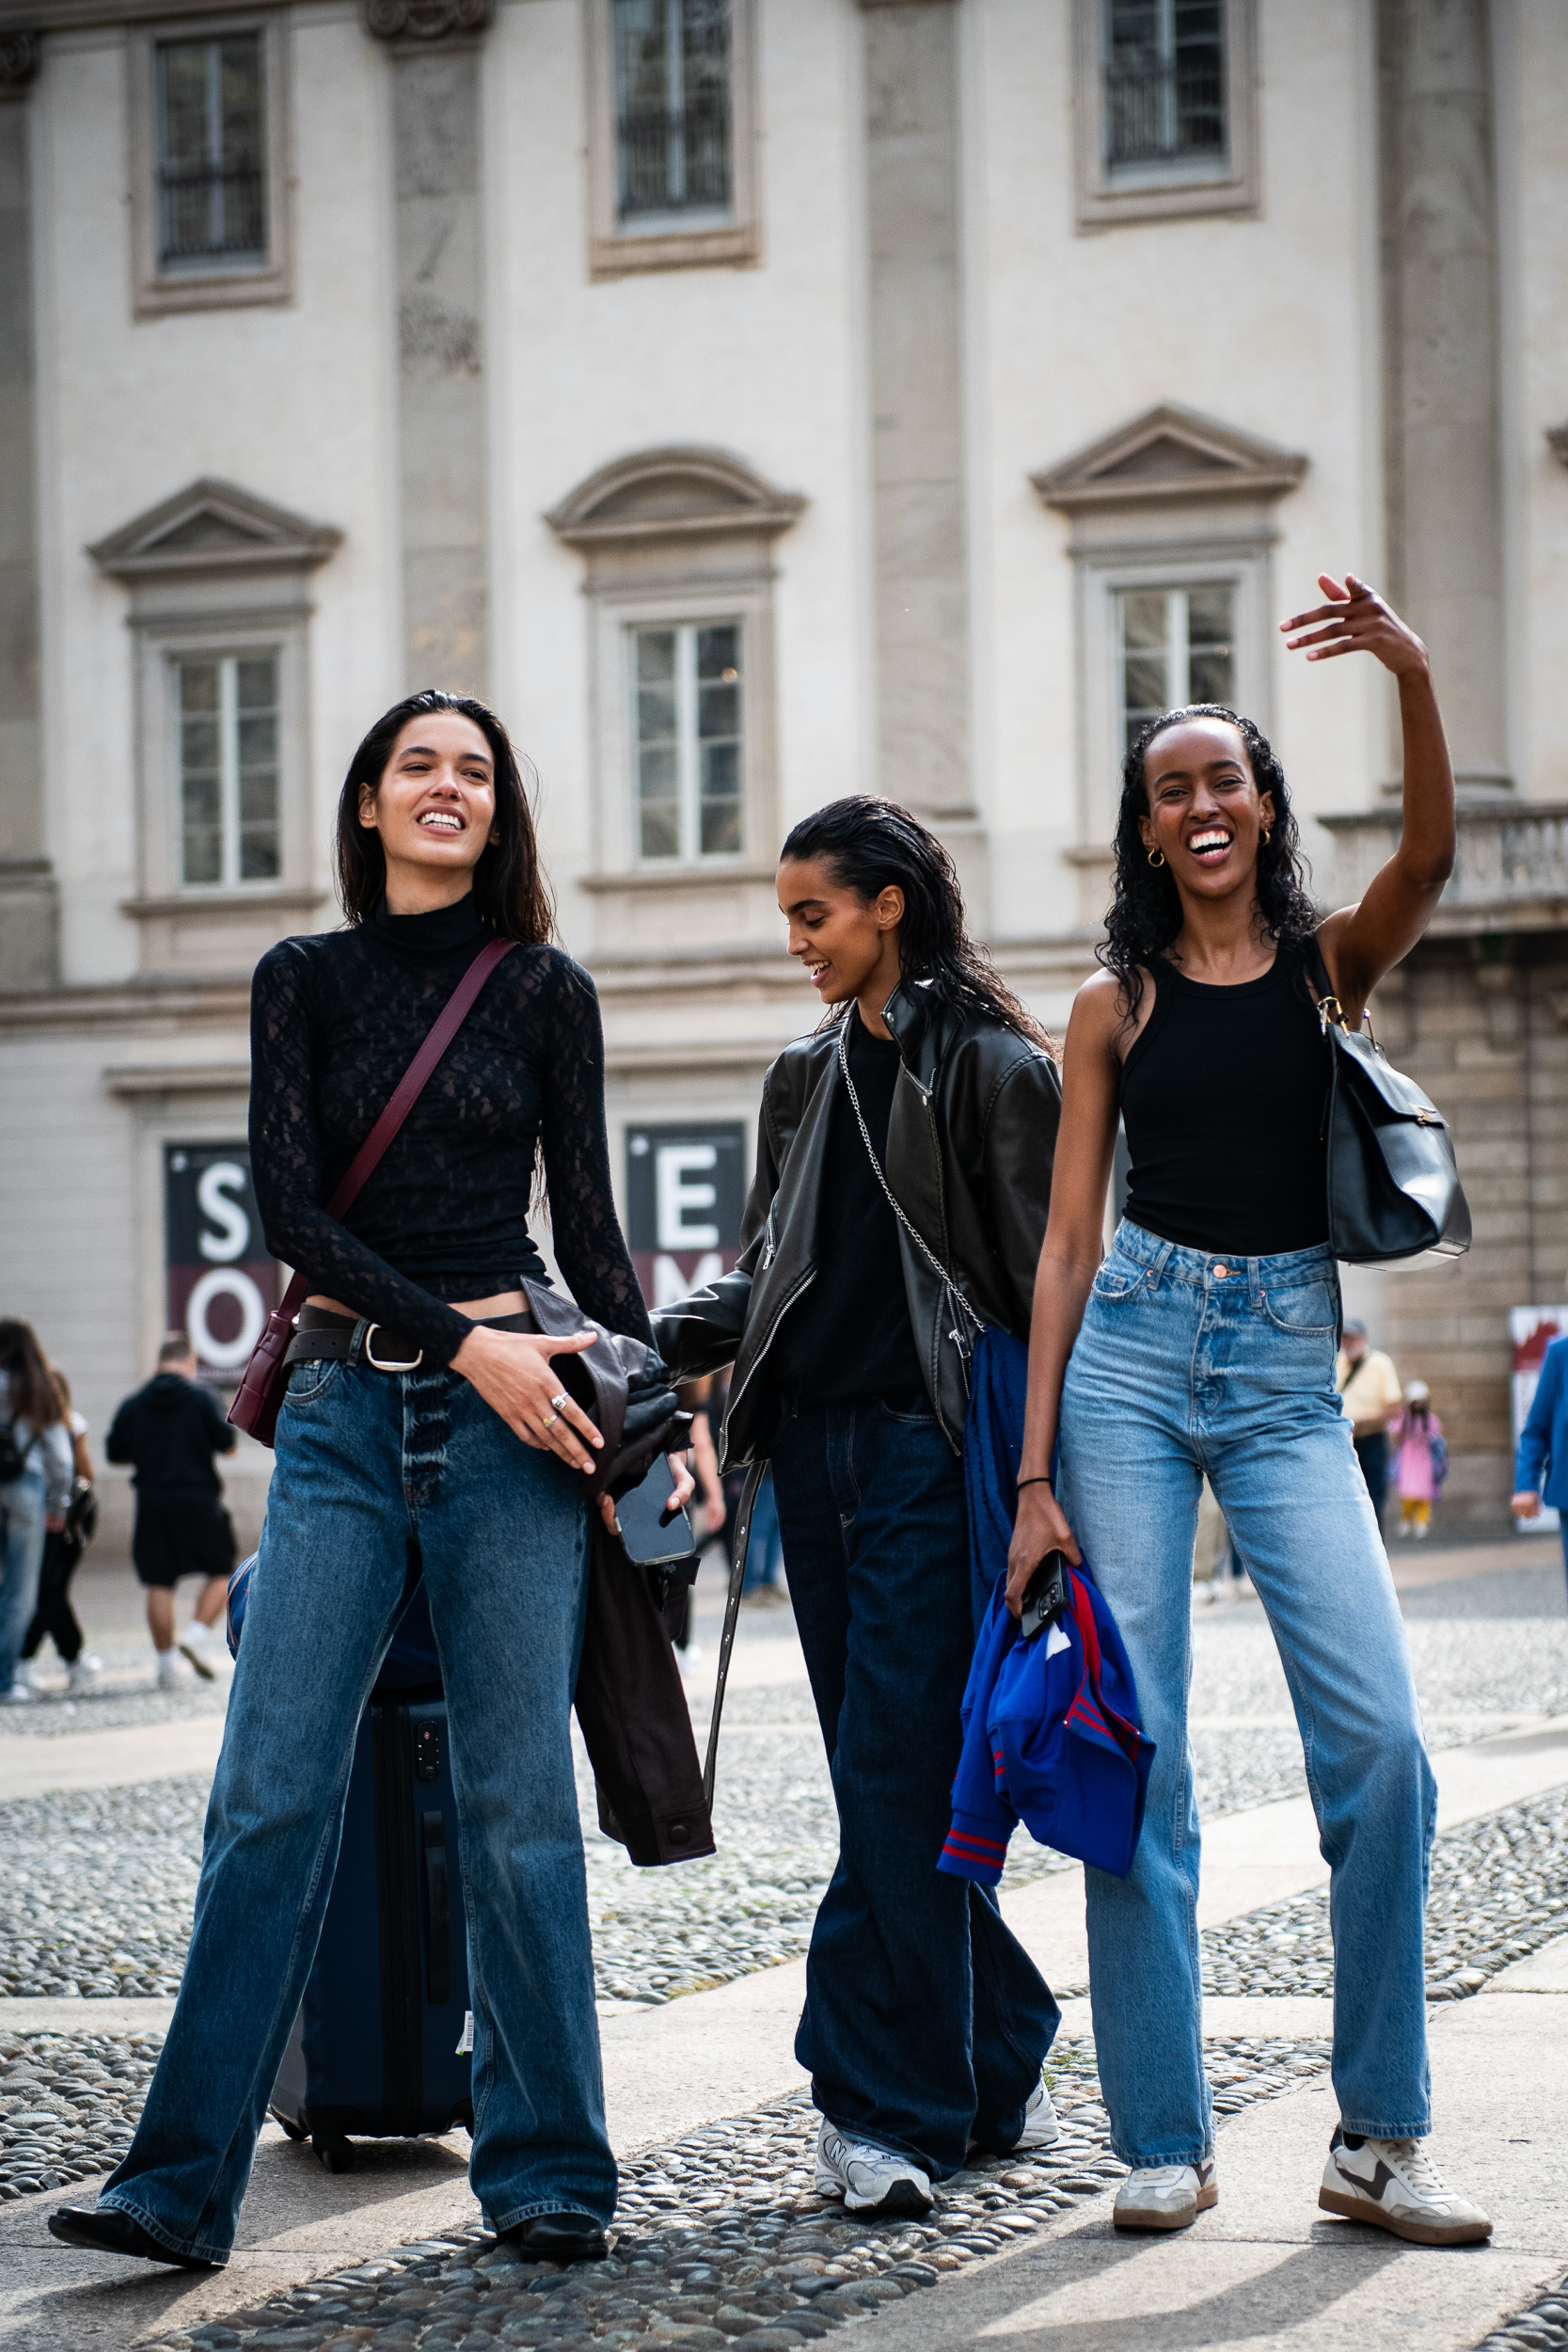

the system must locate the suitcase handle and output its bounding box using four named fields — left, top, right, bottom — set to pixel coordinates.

left=421, top=1811, right=451, bottom=2006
